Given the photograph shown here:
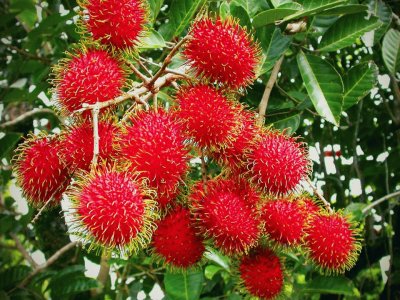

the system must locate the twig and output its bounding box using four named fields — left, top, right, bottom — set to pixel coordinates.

left=10, top=233, right=38, bottom=269
left=200, top=150, right=207, bottom=189
left=153, top=90, right=159, bottom=112
left=16, top=241, right=79, bottom=289
left=362, top=190, right=400, bottom=214
left=146, top=36, right=189, bottom=88
left=126, top=61, right=150, bottom=83
left=257, top=56, right=284, bottom=126
left=92, top=251, right=111, bottom=296
left=91, top=103, right=100, bottom=167
left=138, top=59, right=153, bottom=77
left=0, top=108, right=60, bottom=129
left=306, top=178, right=333, bottom=213
left=6, top=45, right=50, bottom=64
